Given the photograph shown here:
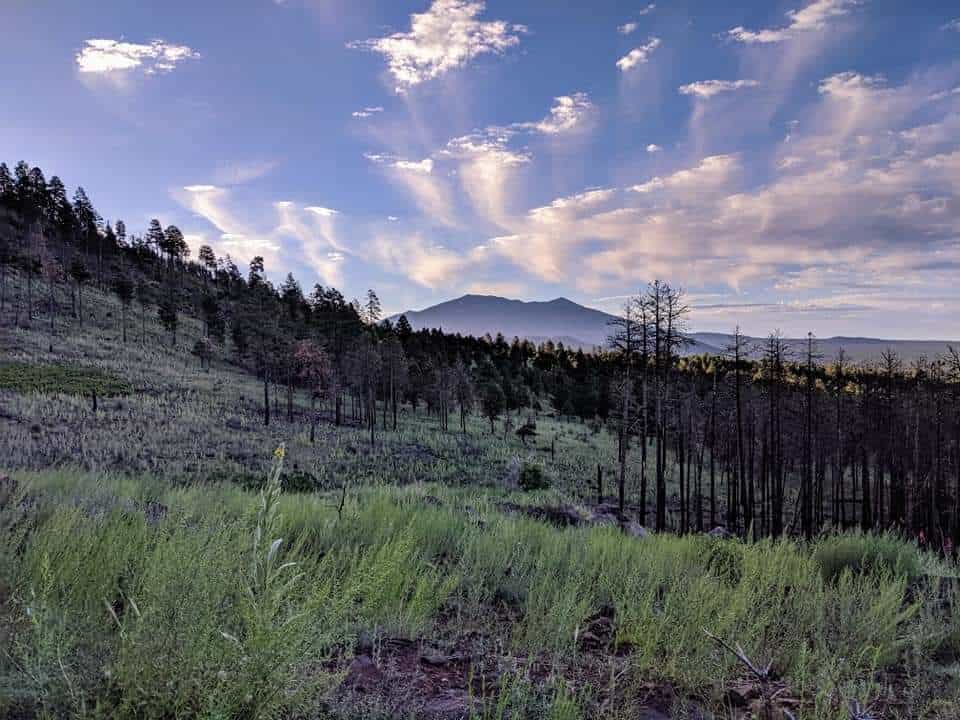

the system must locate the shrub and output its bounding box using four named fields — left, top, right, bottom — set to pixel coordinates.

left=0, top=362, right=132, bottom=396
left=813, top=531, right=921, bottom=583
left=704, top=538, right=744, bottom=586
left=518, top=463, right=550, bottom=491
